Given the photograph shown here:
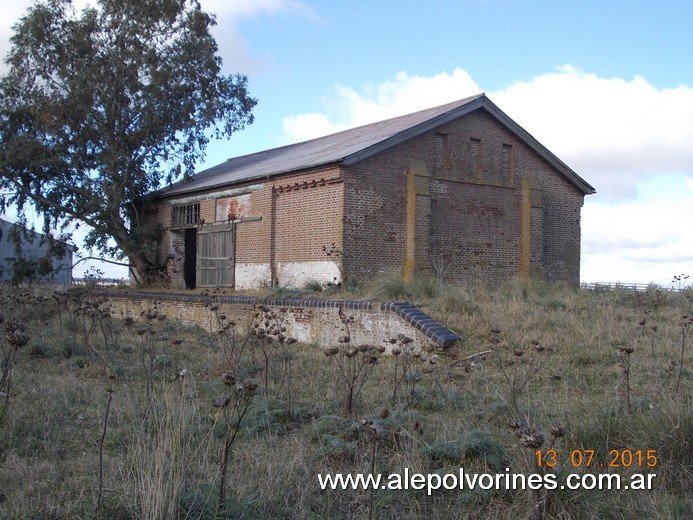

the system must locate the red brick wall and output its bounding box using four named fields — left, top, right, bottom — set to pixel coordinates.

left=148, top=107, right=586, bottom=288
left=343, top=108, right=586, bottom=285
left=149, top=167, right=344, bottom=288
left=429, top=181, right=521, bottom=282
left=272, top=167, right=343, bottom=264
left=235, top=188, right=271, bottom=264
left=342, top=153, right=408, bottom=279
